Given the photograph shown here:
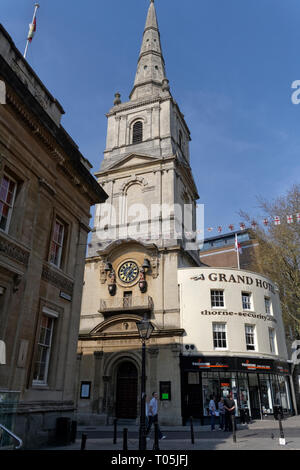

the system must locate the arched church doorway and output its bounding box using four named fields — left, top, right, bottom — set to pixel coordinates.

left=116, top=361, right=138, bottom=419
